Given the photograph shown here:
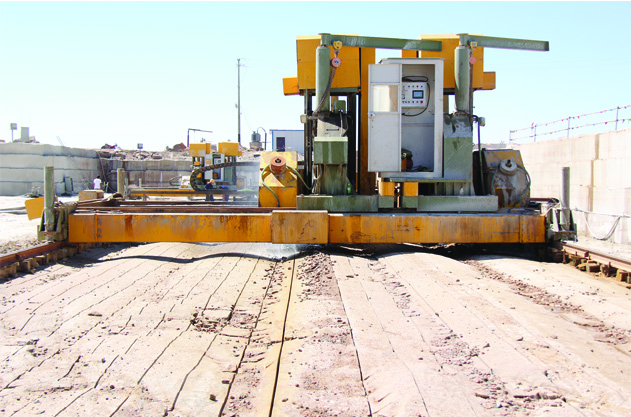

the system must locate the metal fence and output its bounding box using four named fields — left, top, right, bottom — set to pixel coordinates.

left=509, top=105, right=631, bottom=144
